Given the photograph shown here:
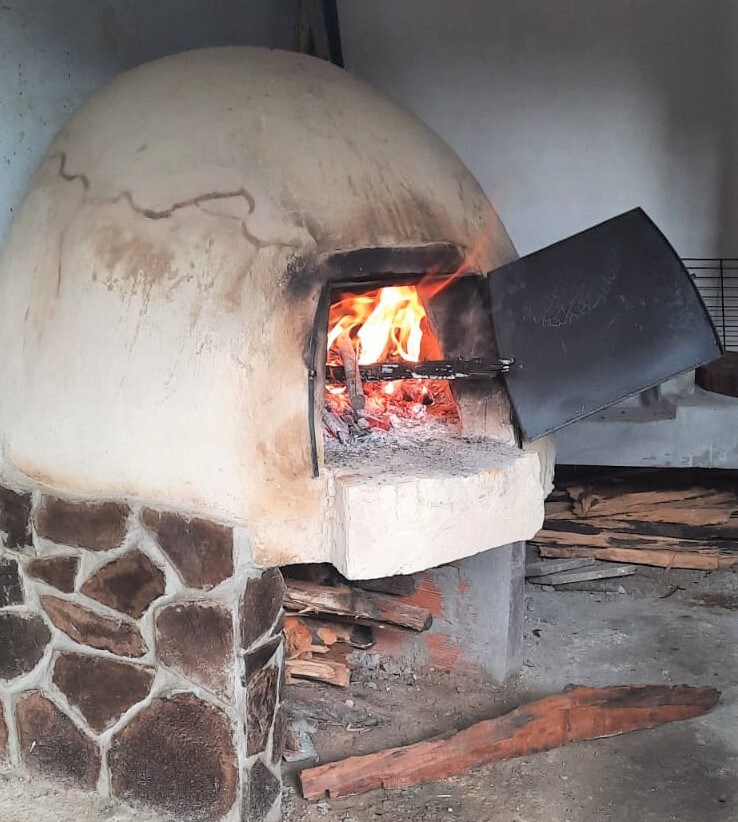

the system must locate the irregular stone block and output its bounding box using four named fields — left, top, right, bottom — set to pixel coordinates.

left=16, top=691, right=100, bottom=789
left=109, top=693, right=238, bottom=821
left=35, top=498, right=129, bottom=551
left=246, top=759, right=281, bottom=821
left=246, top=665, right=279, bottom=756
left=25, top=554, right=79, bottom=593
left=0, top=611, right=51, bottom=680
left=0, top=556, right=23, bottom=606
left=0, top=700, right=8, bottom=757
left=0, top=486, right=32, bottom=552
left=271, top=706, right=286, bottom=765
left=53, top=652, right=154, bottom=732
left=156, top=600, right=233, bottom=700
left=242, top=635, right=281, bottom=685
left=81, top=549, right=164, bottom=618
left=41, top=596, right=146, bottom=657
left=141, top=509, right=233, bottom=590
left=240, top=569, right=285, bottom=649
